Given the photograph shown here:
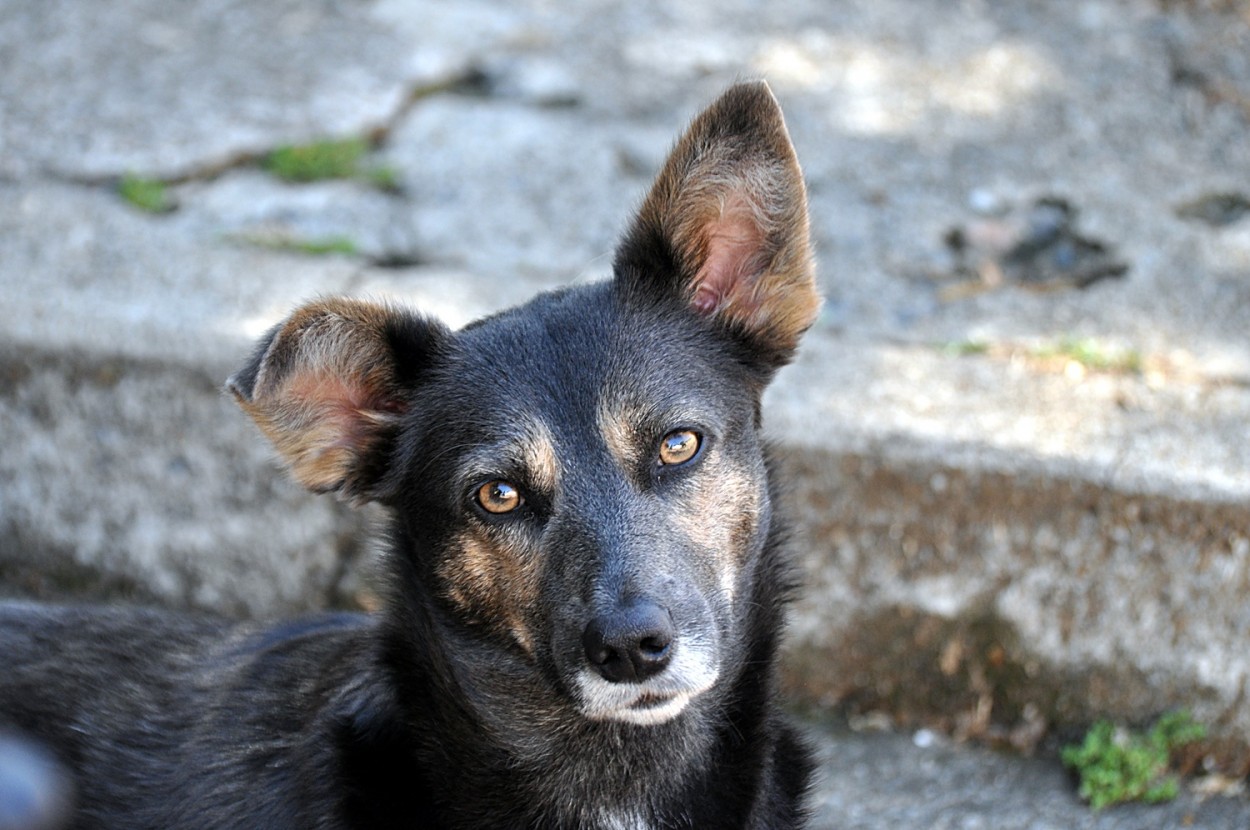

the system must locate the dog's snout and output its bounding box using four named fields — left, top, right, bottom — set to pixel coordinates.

left=582, top=601, right=674, bottom=684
